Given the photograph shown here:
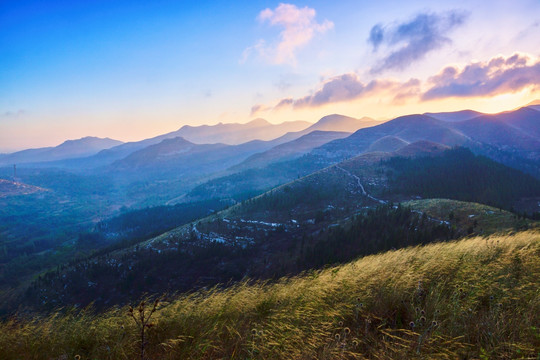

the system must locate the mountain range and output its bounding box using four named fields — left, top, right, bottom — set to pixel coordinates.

left=1, top=114, right=381, bottom=173
left=3, top=105, right=538, bottom=204
left=168, top=118, right=310, bottom=144
left=0, top=137, right=122, bottom=166
left=1, top=101, right=540, bottom=317
left=182, top=105, right=540, bottom=205
left=424, top=109, right=483, bottom=122
left=314, top=107, right=540, bottom=165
